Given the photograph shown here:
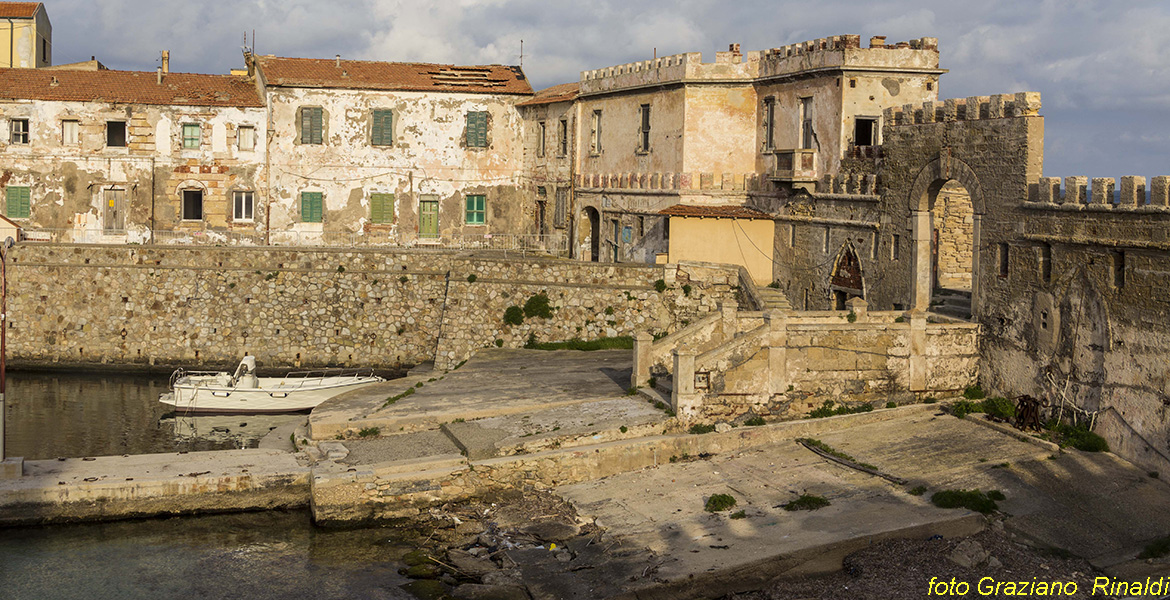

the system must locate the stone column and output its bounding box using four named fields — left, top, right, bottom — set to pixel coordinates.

left=910, top=210, right=933, bottom=312
left=631, top=331, right=653, bottom=388
left=846, top=297, right=868, bottom=322
left=971, top=214, right=982, bottom=318
left=908, top=311, right=927, bottom=391
left=719, top=301, right=738, bottom=342
left=764, top=311, right=788, bottom=396
left=672, top=349, right=700, bottom=418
